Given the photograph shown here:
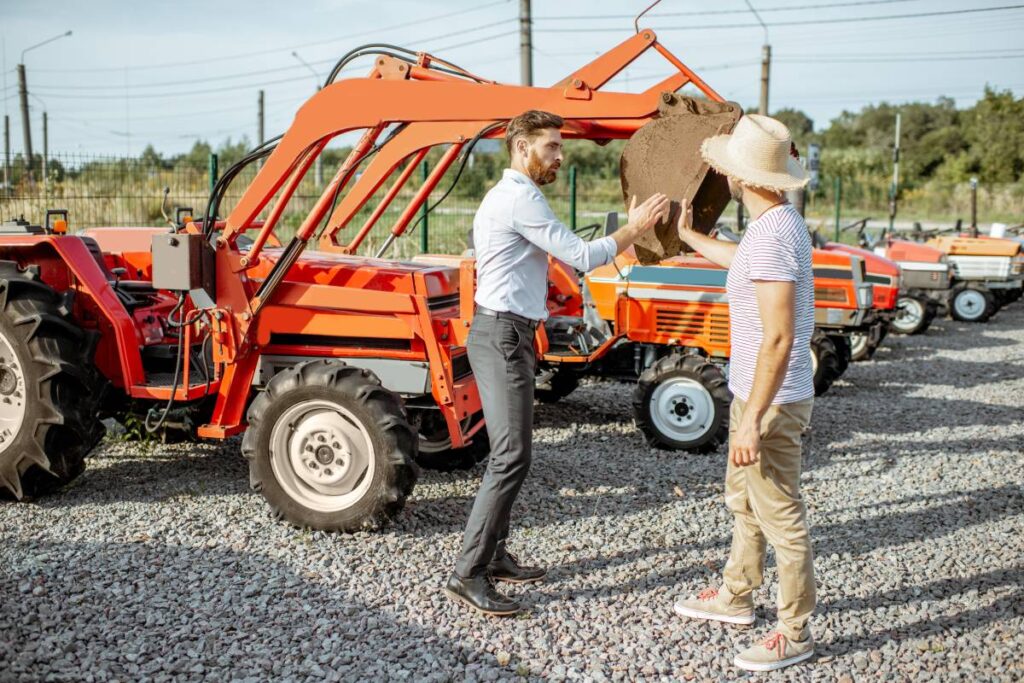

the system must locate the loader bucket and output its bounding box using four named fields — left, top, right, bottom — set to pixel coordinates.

left=621, top=94, right=742, bottom=264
